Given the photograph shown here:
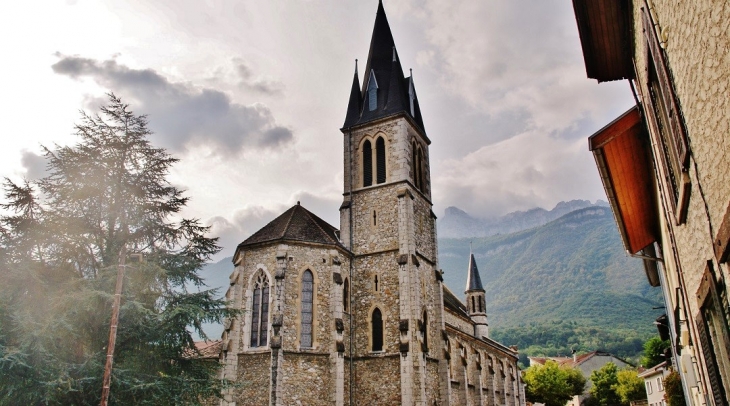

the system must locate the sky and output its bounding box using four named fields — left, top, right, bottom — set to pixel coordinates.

left=1, top=0, right=635, bottom=261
